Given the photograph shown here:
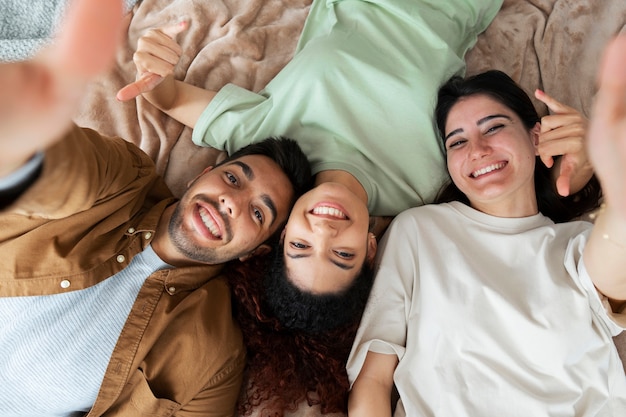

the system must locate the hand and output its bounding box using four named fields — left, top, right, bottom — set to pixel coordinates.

left=534, top=89, right=592, bottom=196
left=587, top=34, right=626, bottom=214
left=0, top=0, right=123, bottom=177
left=116, top=21, right=188, bottom=101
